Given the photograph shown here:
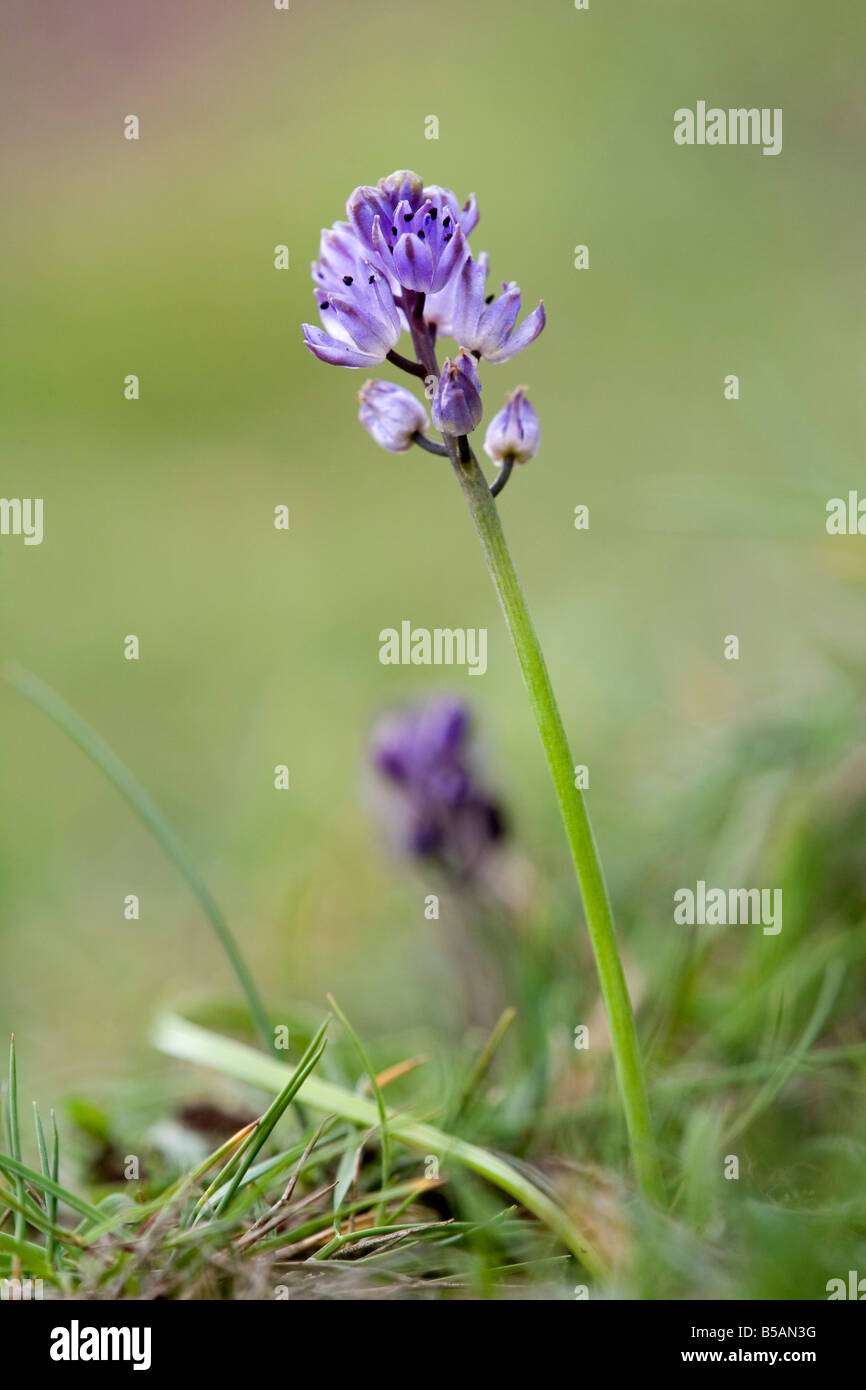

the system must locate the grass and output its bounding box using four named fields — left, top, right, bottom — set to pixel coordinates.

left=2, top=668, right=866, bottom=1297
